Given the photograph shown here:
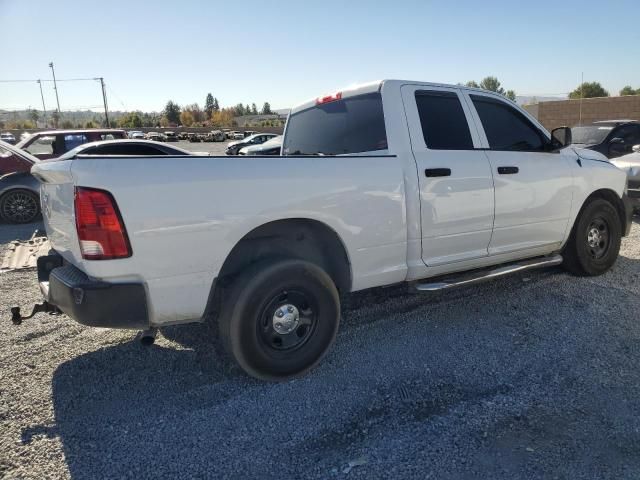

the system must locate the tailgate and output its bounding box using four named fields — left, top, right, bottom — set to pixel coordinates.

left=31, top=160, right=82, bottom=266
